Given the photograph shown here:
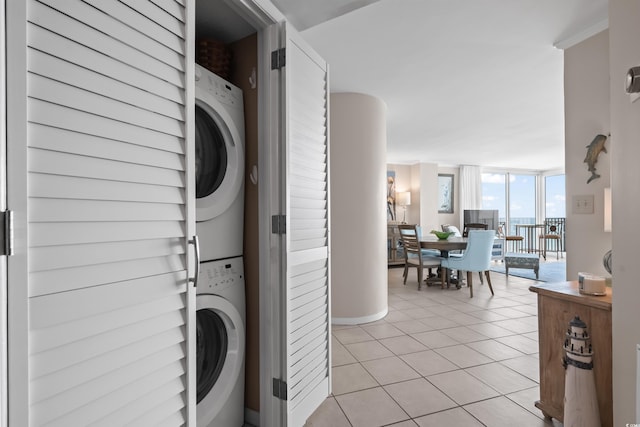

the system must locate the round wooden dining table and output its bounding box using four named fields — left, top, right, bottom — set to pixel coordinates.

left=419, top=236, right=468, bottom=288
left=419, top=235, right=467, bottom=255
